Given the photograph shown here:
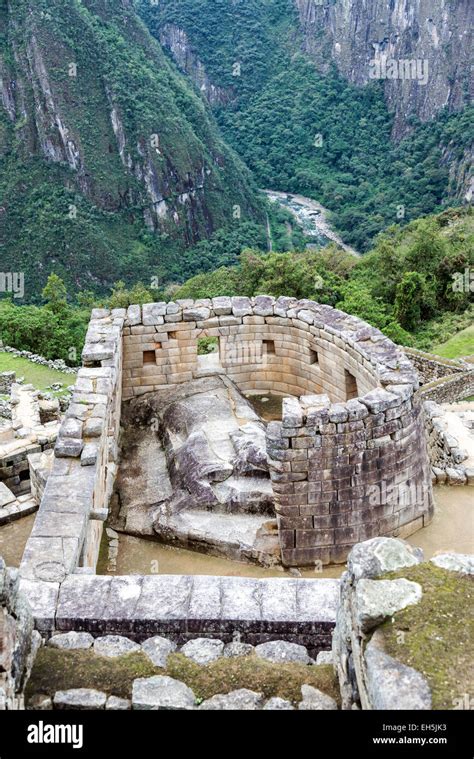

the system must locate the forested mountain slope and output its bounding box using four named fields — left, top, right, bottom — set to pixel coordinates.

left=0, top=0, right=263, bottom=296
left=141, top=0, right=473, bottom=250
